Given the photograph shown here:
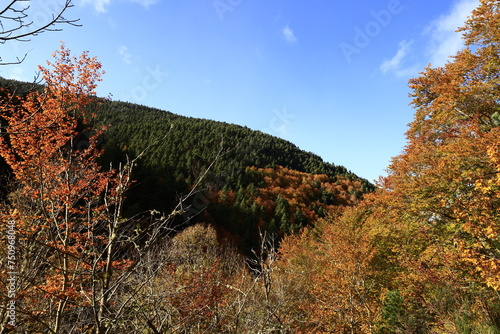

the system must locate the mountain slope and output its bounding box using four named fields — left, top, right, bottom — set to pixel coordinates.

left=0, top=77, right=374, bottom=251
left=94, top=100, right=374, bottom=211
left=92, top=100, right=375, bottom=252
